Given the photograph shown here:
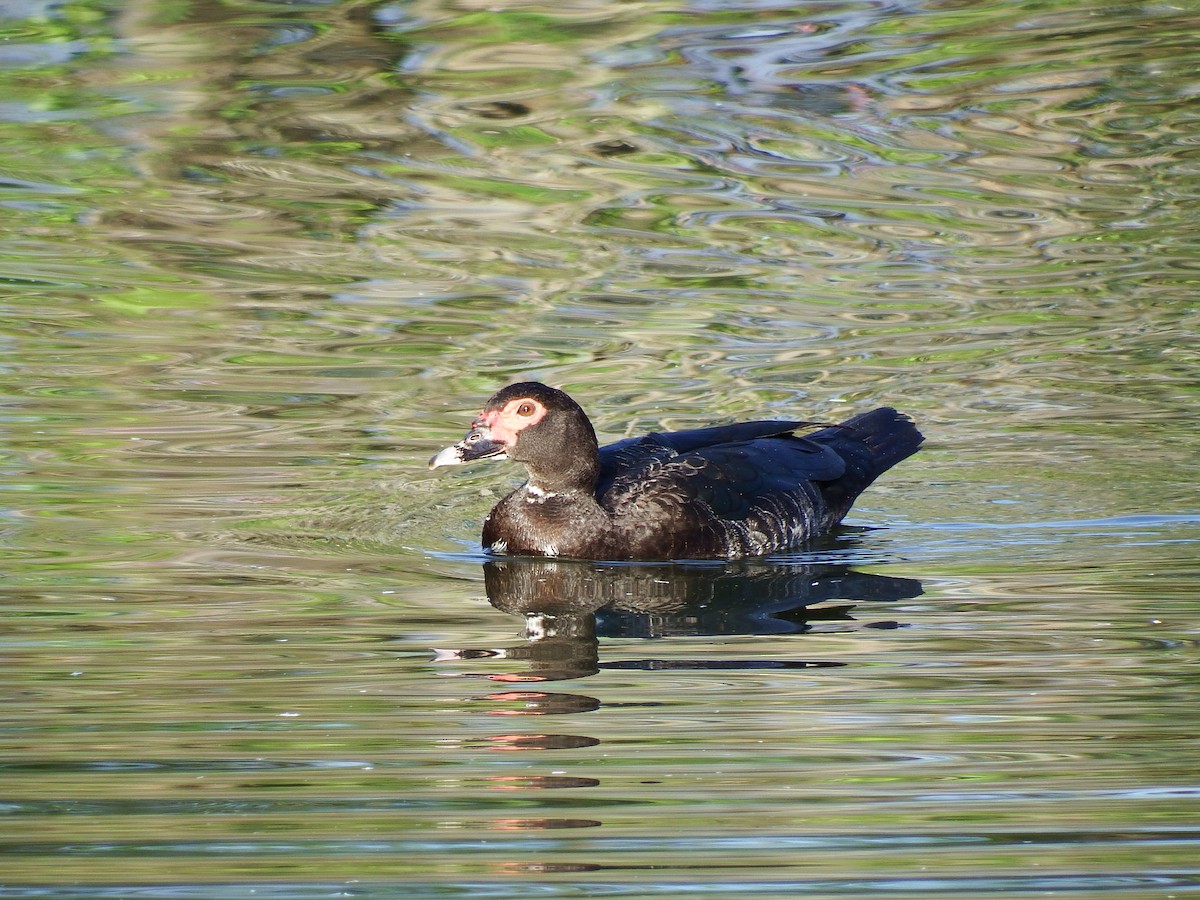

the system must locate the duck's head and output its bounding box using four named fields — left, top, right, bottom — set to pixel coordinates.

left=429, top=383, right=599, bottom=489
